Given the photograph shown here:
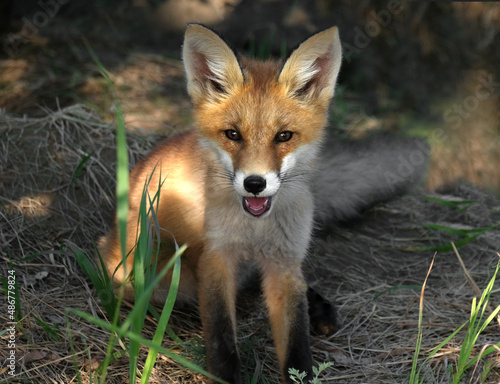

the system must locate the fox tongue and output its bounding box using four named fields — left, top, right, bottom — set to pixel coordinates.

left=243, top=196, right=271, bottom=217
